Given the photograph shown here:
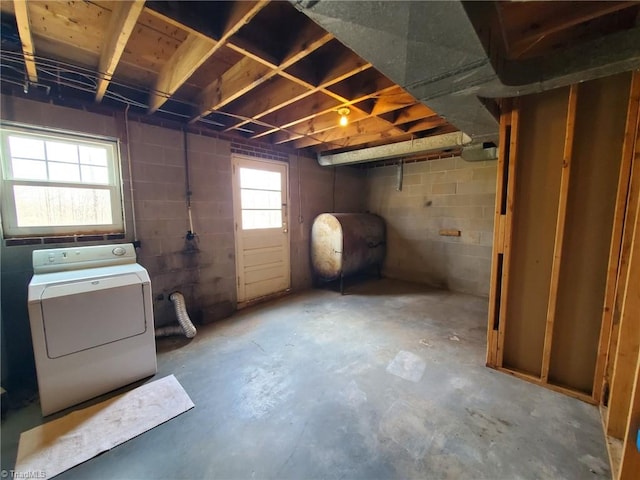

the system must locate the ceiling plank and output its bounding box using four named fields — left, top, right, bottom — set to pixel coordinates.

left=370, top=88, right=418, bottom=116
left=393, top=104, right=439, bottom=125
left=148, top=0, right=269, bottom=113
left=13, top=0, right=37, bottom=82
left=148, top=34, right=216, bottom=112
left=193, top=29, right=333, bottom=121
left=223, top=57, right=371, bottom=133
left=293, top=117, right=407, bottom=149
left=197, top=57, right=274, bottom=121
left=402, top=116, right=449, bottom=134
left=266, top=85, right=405, bottom=144
left=95, top=0, right=146, bottom=102
left=508, top=1, right=637, bottom=58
